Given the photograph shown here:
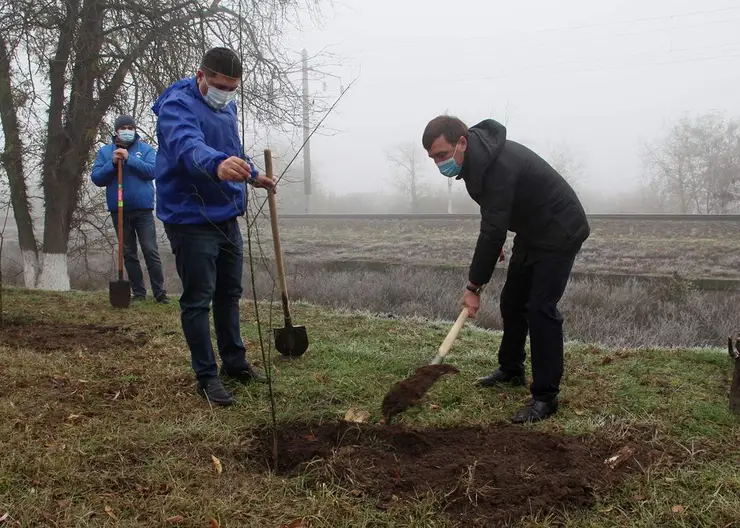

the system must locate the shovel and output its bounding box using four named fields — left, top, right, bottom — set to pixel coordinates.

left=109, top=160, right=131, bottom=308
left=381, top=307, right=469, bottom=423
left=264, top=149, right=309, bottom=358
